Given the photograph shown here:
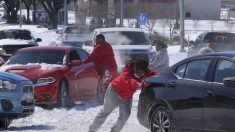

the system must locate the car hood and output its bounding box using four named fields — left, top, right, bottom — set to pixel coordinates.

left=0, top=39, right=33, bottom=45
left=0, top=64, right=64, bottom=82
left=112, top=45, right=153, bottom=52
